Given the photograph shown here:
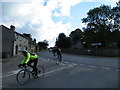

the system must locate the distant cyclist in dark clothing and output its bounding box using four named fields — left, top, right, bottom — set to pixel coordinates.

left=56, top=48, right=62, bottom=62
left=52, top=46, right=62, bottom=62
